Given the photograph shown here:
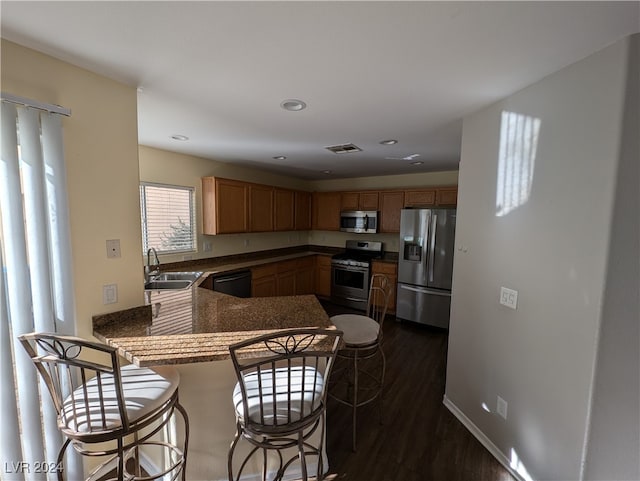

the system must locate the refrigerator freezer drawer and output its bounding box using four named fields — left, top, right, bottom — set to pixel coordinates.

left=396, top=283, right=451, bottom=329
